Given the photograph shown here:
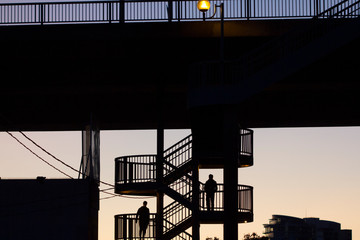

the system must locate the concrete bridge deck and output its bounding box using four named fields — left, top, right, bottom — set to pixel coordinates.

left=0, top=18, right=359, bottom=130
